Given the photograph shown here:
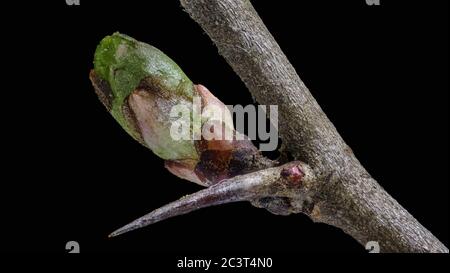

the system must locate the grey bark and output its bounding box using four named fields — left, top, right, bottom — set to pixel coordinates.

left=180, top=0, right=448, bottom=253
